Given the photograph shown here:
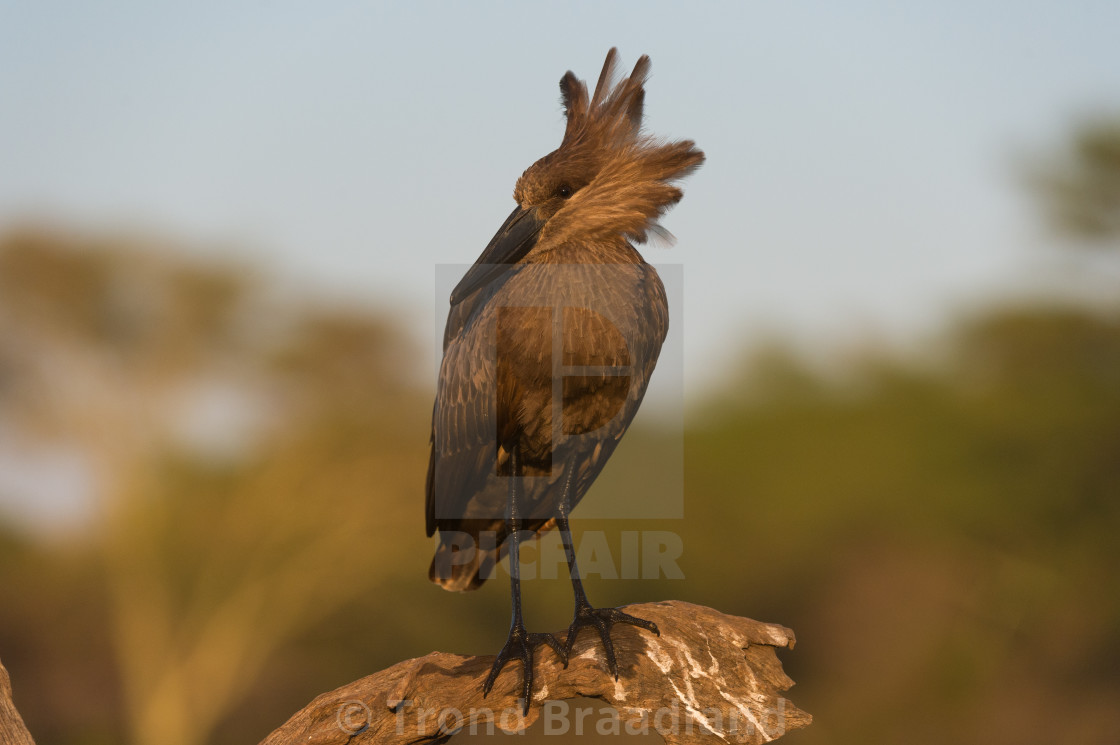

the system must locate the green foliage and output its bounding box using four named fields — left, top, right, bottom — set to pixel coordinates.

left=681, top=305, right=1120, bottom=743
